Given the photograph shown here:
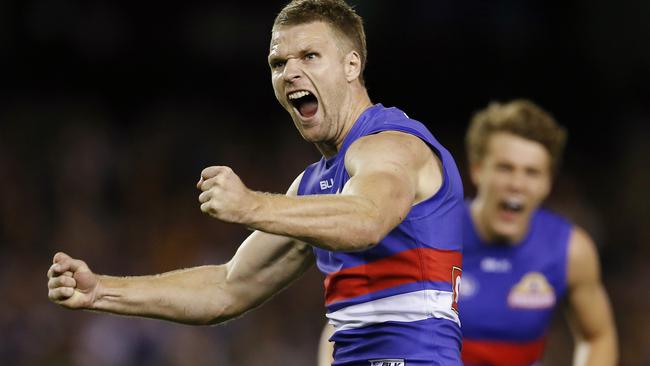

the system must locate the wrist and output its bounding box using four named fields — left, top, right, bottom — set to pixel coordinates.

left=242, top=190, right=267, bottom=227
left=90, top=275, right=111, bottom=310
